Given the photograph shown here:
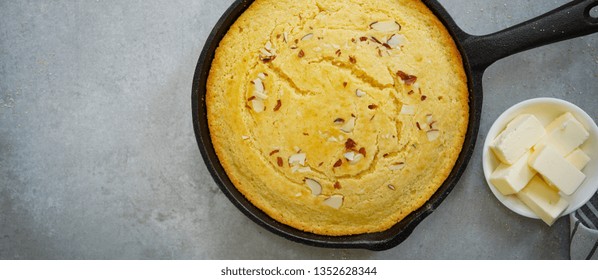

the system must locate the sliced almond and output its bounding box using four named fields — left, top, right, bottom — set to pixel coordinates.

left=426, top=114, right=433, bottom=123
left=370, top=21, right=401, bottom=32
left=253, top=78, right=268, bottom=99
left=344, top=138, right=357, bottom=150
left=340, top=117, right=356, bottom=133
left=333, top=118, right=345, bottom=125
left=251, top=99, right=264, bottom=113
left=254, top=91, right=268, bottom=100
left=400, top=105, right=415, bottom=115
left=355, top=89, right=366, bottom=97
left=389, top=162, right=405, bottom=171
left=259, top=54, right=276, bottom=63
left=358, top=147, right=366, bottom=156
left=327, top=136, right=338, bottom=142
left=388, top=184, right=396, bottom=190
left=289, top=153, right=306, bottom=166
left=241, top=135, right=250, bottom=140
left=260, top=49, right=273, bottom=57
left=350, top=153, right=364, bottom=164
left=252, top=78, right=264, bottom=92
left=343, top=151, right=355, bottom=161
left=283, top=32, right=288, bottom=43
left=265, top=41, right=273, bottom=51
left=323, top=195, right=344, bottom=209
left=273, top=99, right=282, bottom=111
left=301, top=33, right=314, bottom=41
left=427, top=129, right=440, bottom=141
left=396, top=70, right=417, bottom=85
left=305, top=178, right=322, bottom=196
left=387, top=34, right=405, bottom=48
